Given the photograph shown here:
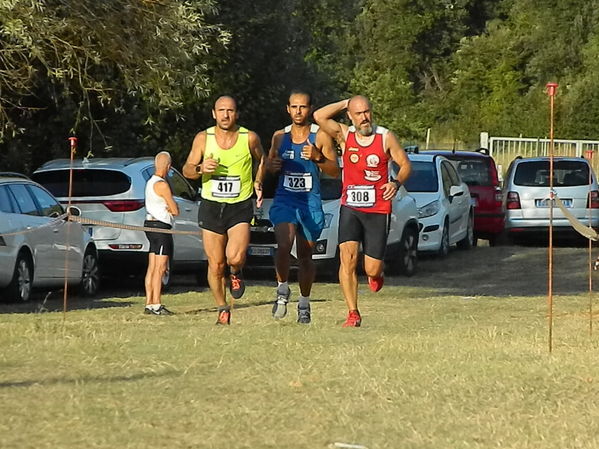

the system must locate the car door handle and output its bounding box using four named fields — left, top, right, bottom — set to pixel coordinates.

left=184, top=208, right=192, bottom=212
